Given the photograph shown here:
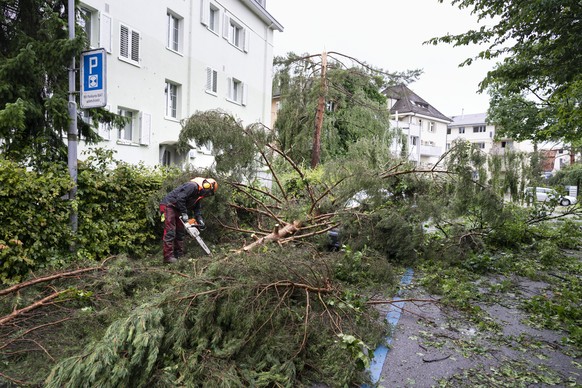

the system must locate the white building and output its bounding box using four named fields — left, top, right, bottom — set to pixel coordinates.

left=383, top=84, right=452, bottom=166
left=448, top=113, right=570, bottom=173
left=77, top=0, right=282, bottom=168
